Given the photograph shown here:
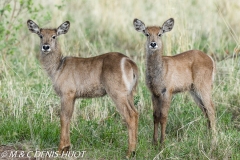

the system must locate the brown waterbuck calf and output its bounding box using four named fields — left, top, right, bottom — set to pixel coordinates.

left=27, top=20, right=139, bottom=158
left=133, top=18, right=216, bottom=145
